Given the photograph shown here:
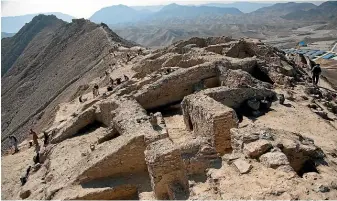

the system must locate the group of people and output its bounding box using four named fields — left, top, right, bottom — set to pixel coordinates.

left=8, top=129, right=50, bottom=186
left=90, top=75, right=130, bottom=99
left=8, top=129, right=48, bottom=155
